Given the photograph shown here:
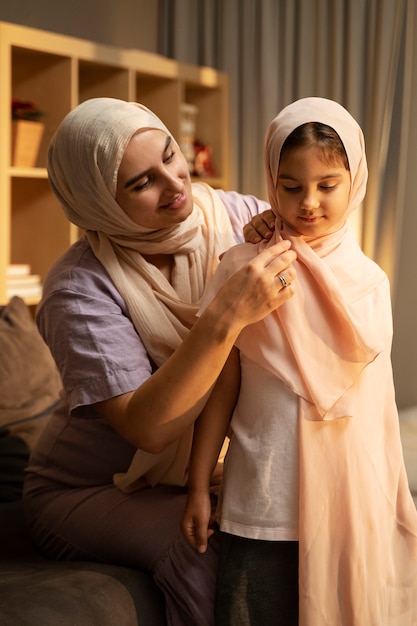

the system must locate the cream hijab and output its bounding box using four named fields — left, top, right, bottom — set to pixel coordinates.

left=47, top=97, right=235, bottom=368
left=47, top=98, right=235, bottom=489
left=207, top=98, right=417, bottom=624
